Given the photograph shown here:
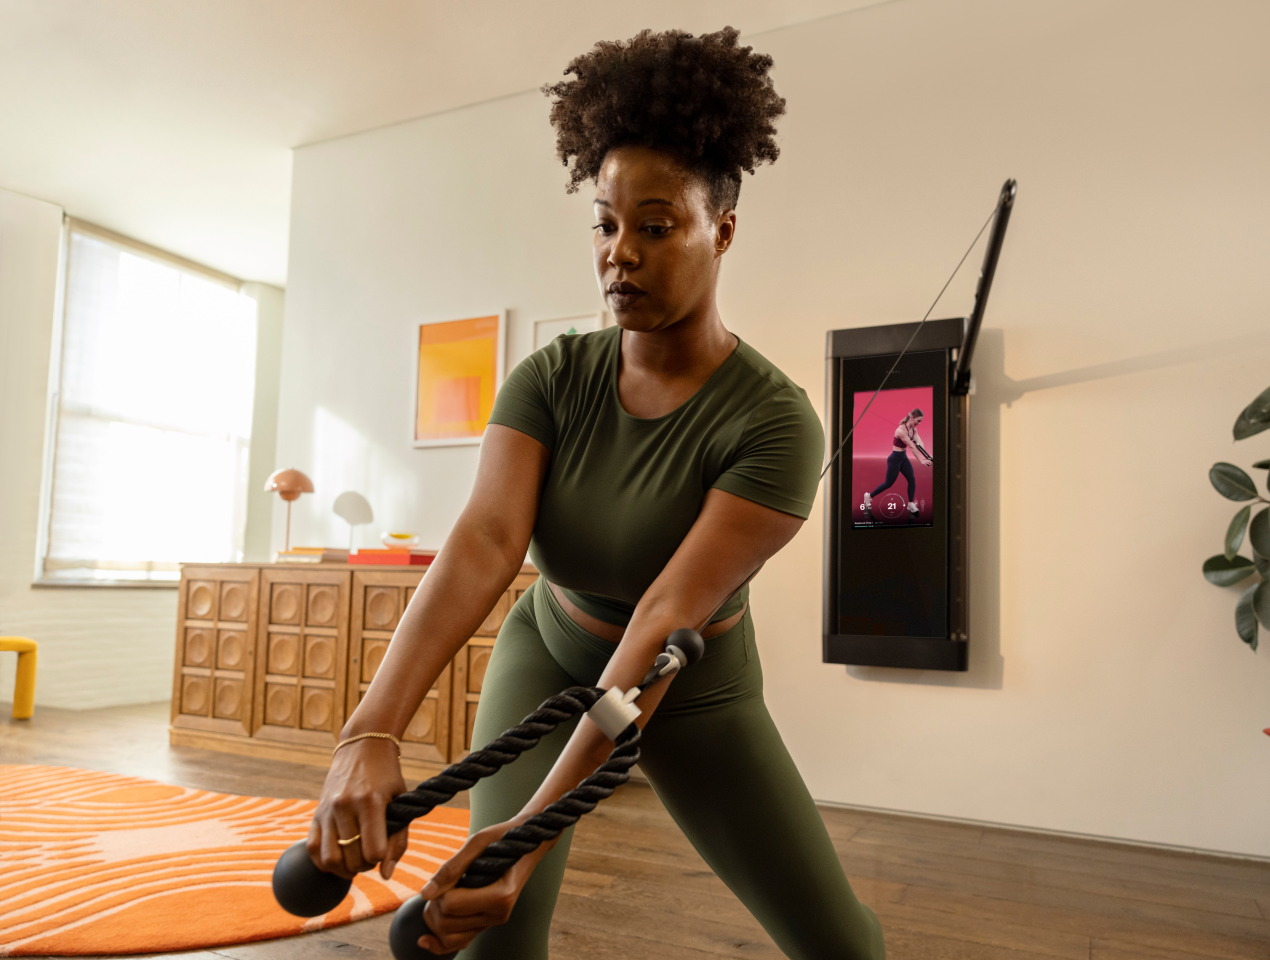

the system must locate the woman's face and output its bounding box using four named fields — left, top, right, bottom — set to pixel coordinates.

left=592, top=145, right=735, bottom=332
